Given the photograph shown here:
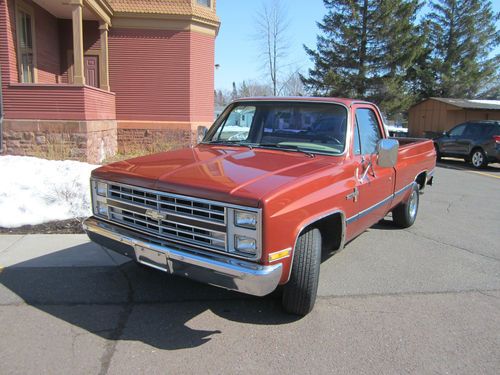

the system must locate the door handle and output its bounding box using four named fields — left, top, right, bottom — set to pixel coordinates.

left=346, top=187, right=359, bottom=202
